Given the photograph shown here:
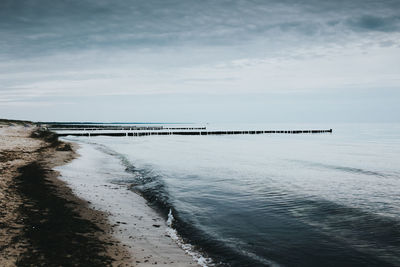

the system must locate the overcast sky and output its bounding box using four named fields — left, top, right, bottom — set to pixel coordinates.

left=1, top=0, right=400, bottom=122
